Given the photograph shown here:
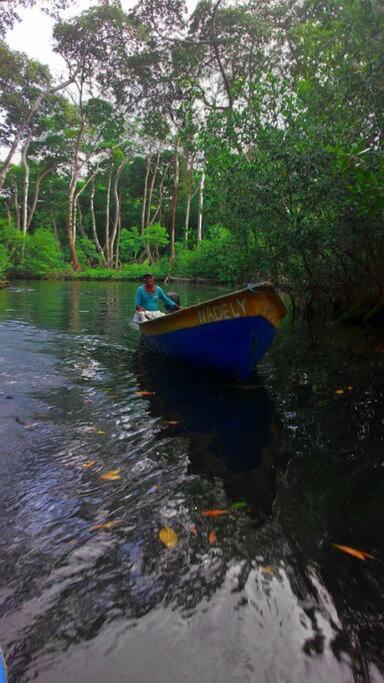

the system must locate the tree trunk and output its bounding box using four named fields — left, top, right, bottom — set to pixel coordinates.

left=27, top=167, right=51, bottom=230
left=185, top=193, right=191, bottom=242
left=14, top=182, right=21, bottom=230
left=90, top=179, right=106, bottom=264
left=21, top=137, right=32, bottom=235
left=77, top=198, right=86, bottom=238
left=150, top=162, right=170, bottom=225
left=51, top=208, right=59, bottom=243
left=104, top=164, right=113, bottom=264
left=114, top=190, right=122, bottom=268
left=109, top=158, right=127, bottom=267
left=197, top=172, right=205, bottom=242
left=141, top=156, right=150, bottom=235
left=170, top=142, right=179, bottom=263
left=146, top=150, right=160, bottom=227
